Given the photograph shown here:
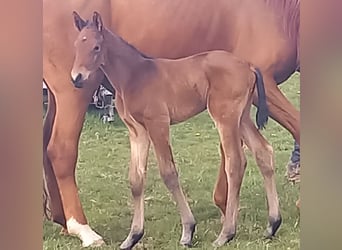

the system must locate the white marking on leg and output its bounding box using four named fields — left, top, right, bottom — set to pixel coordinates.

left=66, top=217, right=104, bottom=247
